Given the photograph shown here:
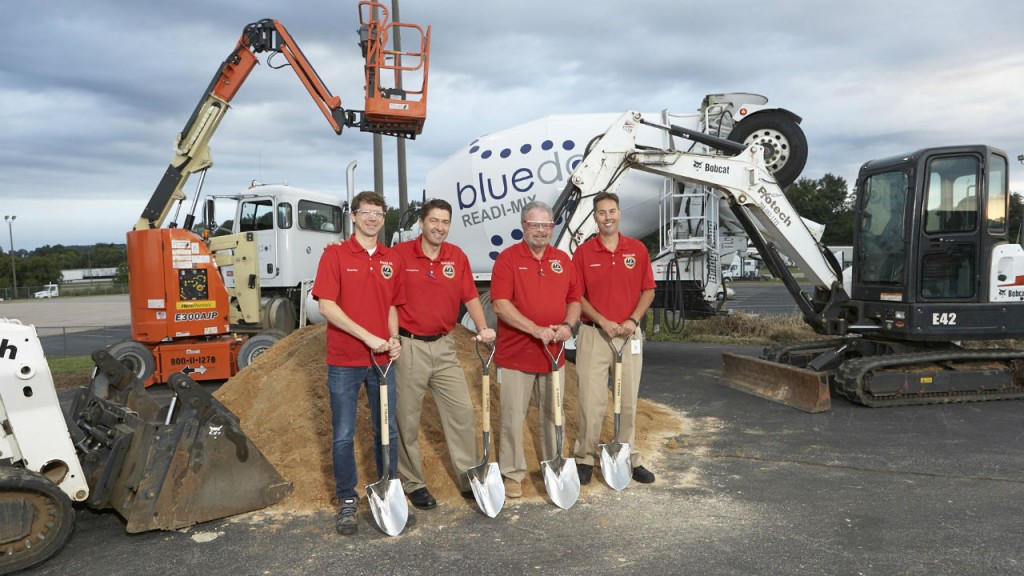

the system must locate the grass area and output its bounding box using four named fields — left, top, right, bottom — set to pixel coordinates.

left=47, top=355, right=96, bottom=375
left=645, top=311, right=820, bottom=345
